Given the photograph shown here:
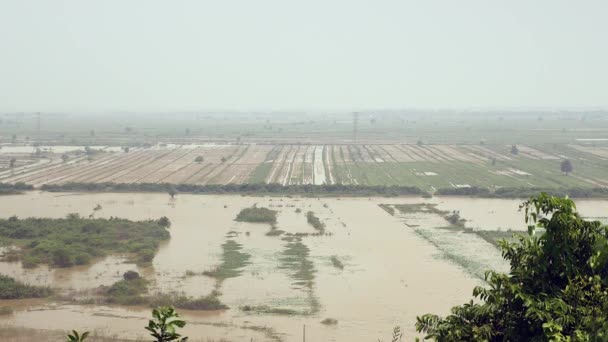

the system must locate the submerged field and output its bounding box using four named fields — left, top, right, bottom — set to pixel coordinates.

left=1, top=142, right=608, bottom=191
left=0, top=192, right=606, bottom=341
